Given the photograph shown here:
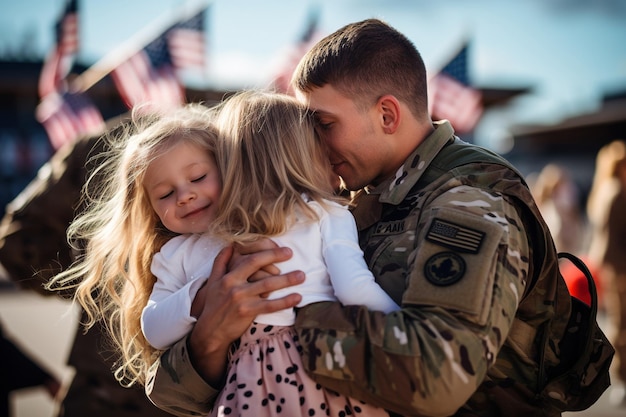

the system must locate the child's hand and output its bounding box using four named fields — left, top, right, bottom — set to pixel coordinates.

left=232, top=239, right=281, bottom=283
left=191, top=280, right=207, bottom=318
